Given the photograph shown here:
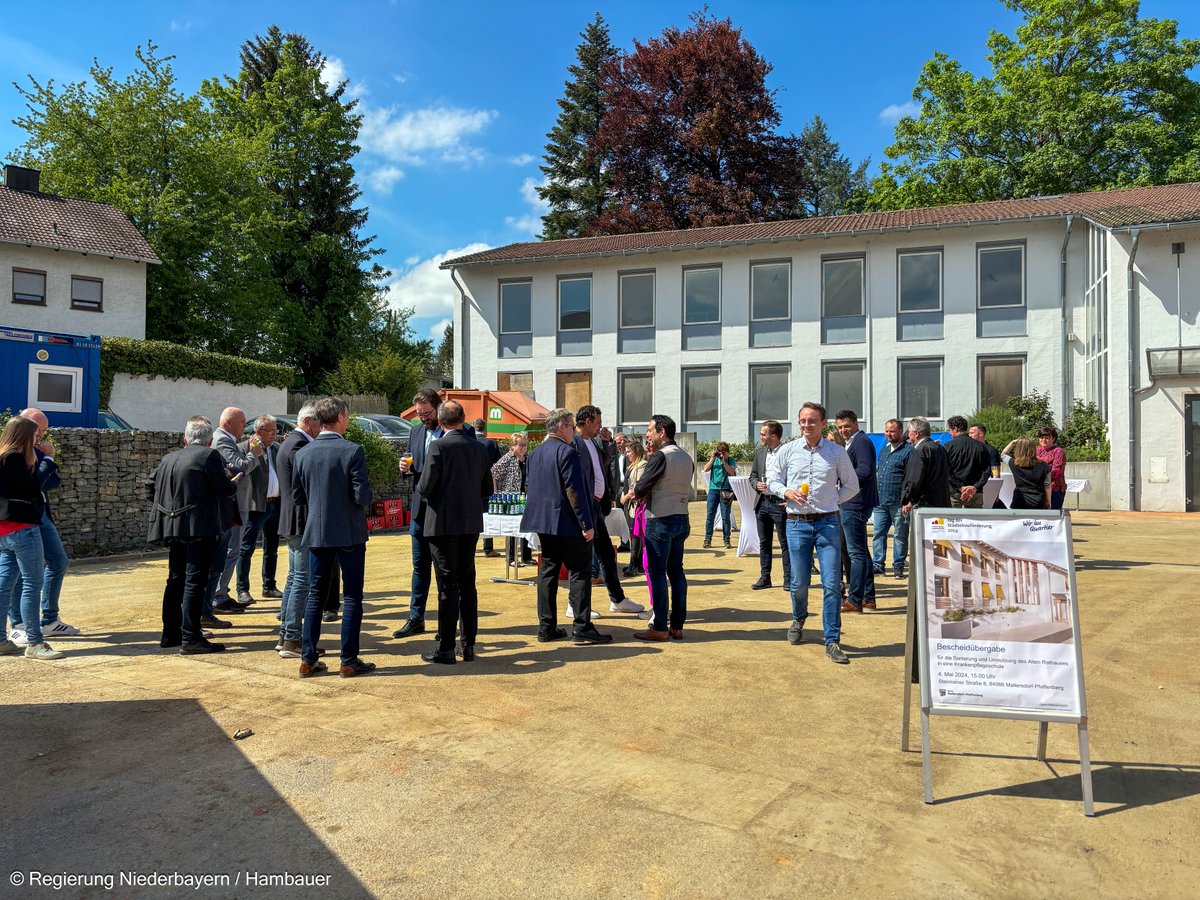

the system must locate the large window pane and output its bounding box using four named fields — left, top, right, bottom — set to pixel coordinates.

left=71, top=276, right=102, bottom=310
left=500, top=282, right=532, bottom=333
left=899, top=252, right=941, bottom=312
left=684, top=369, right=720, bottom=422
left=979, top=357, right=1024, bottom=408
left=37, top=372, right=74, bottom=404
left=978, top=246, right=1024, bottom=308
left=620, top=371, right=654, bottom=424
left=900, top=360, right=942, bottom=419
left=823, top=259, right=863, bottom=317
left=751, top=366, right=789, bottom=422
left=684, top=268, right=720, bottom=324
left=559, top=278, right=591, bottom=330
left=751, top=263, right=789, bottom=321
left=620, top=272, right=654, bottom=328
left=823, top=363, right=864, bottom=420
left=13, top=269, right=46, bottom=304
